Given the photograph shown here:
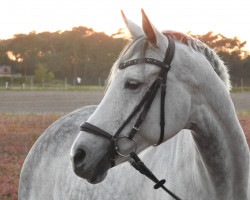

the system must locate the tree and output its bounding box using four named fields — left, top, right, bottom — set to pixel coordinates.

left=35, top=63, right=54, bottom=83
left=190, top=31, right=250, bottom=86
left=189, top=31, right=247, bottom=54
left=0, top=28, right=249, bottom=86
